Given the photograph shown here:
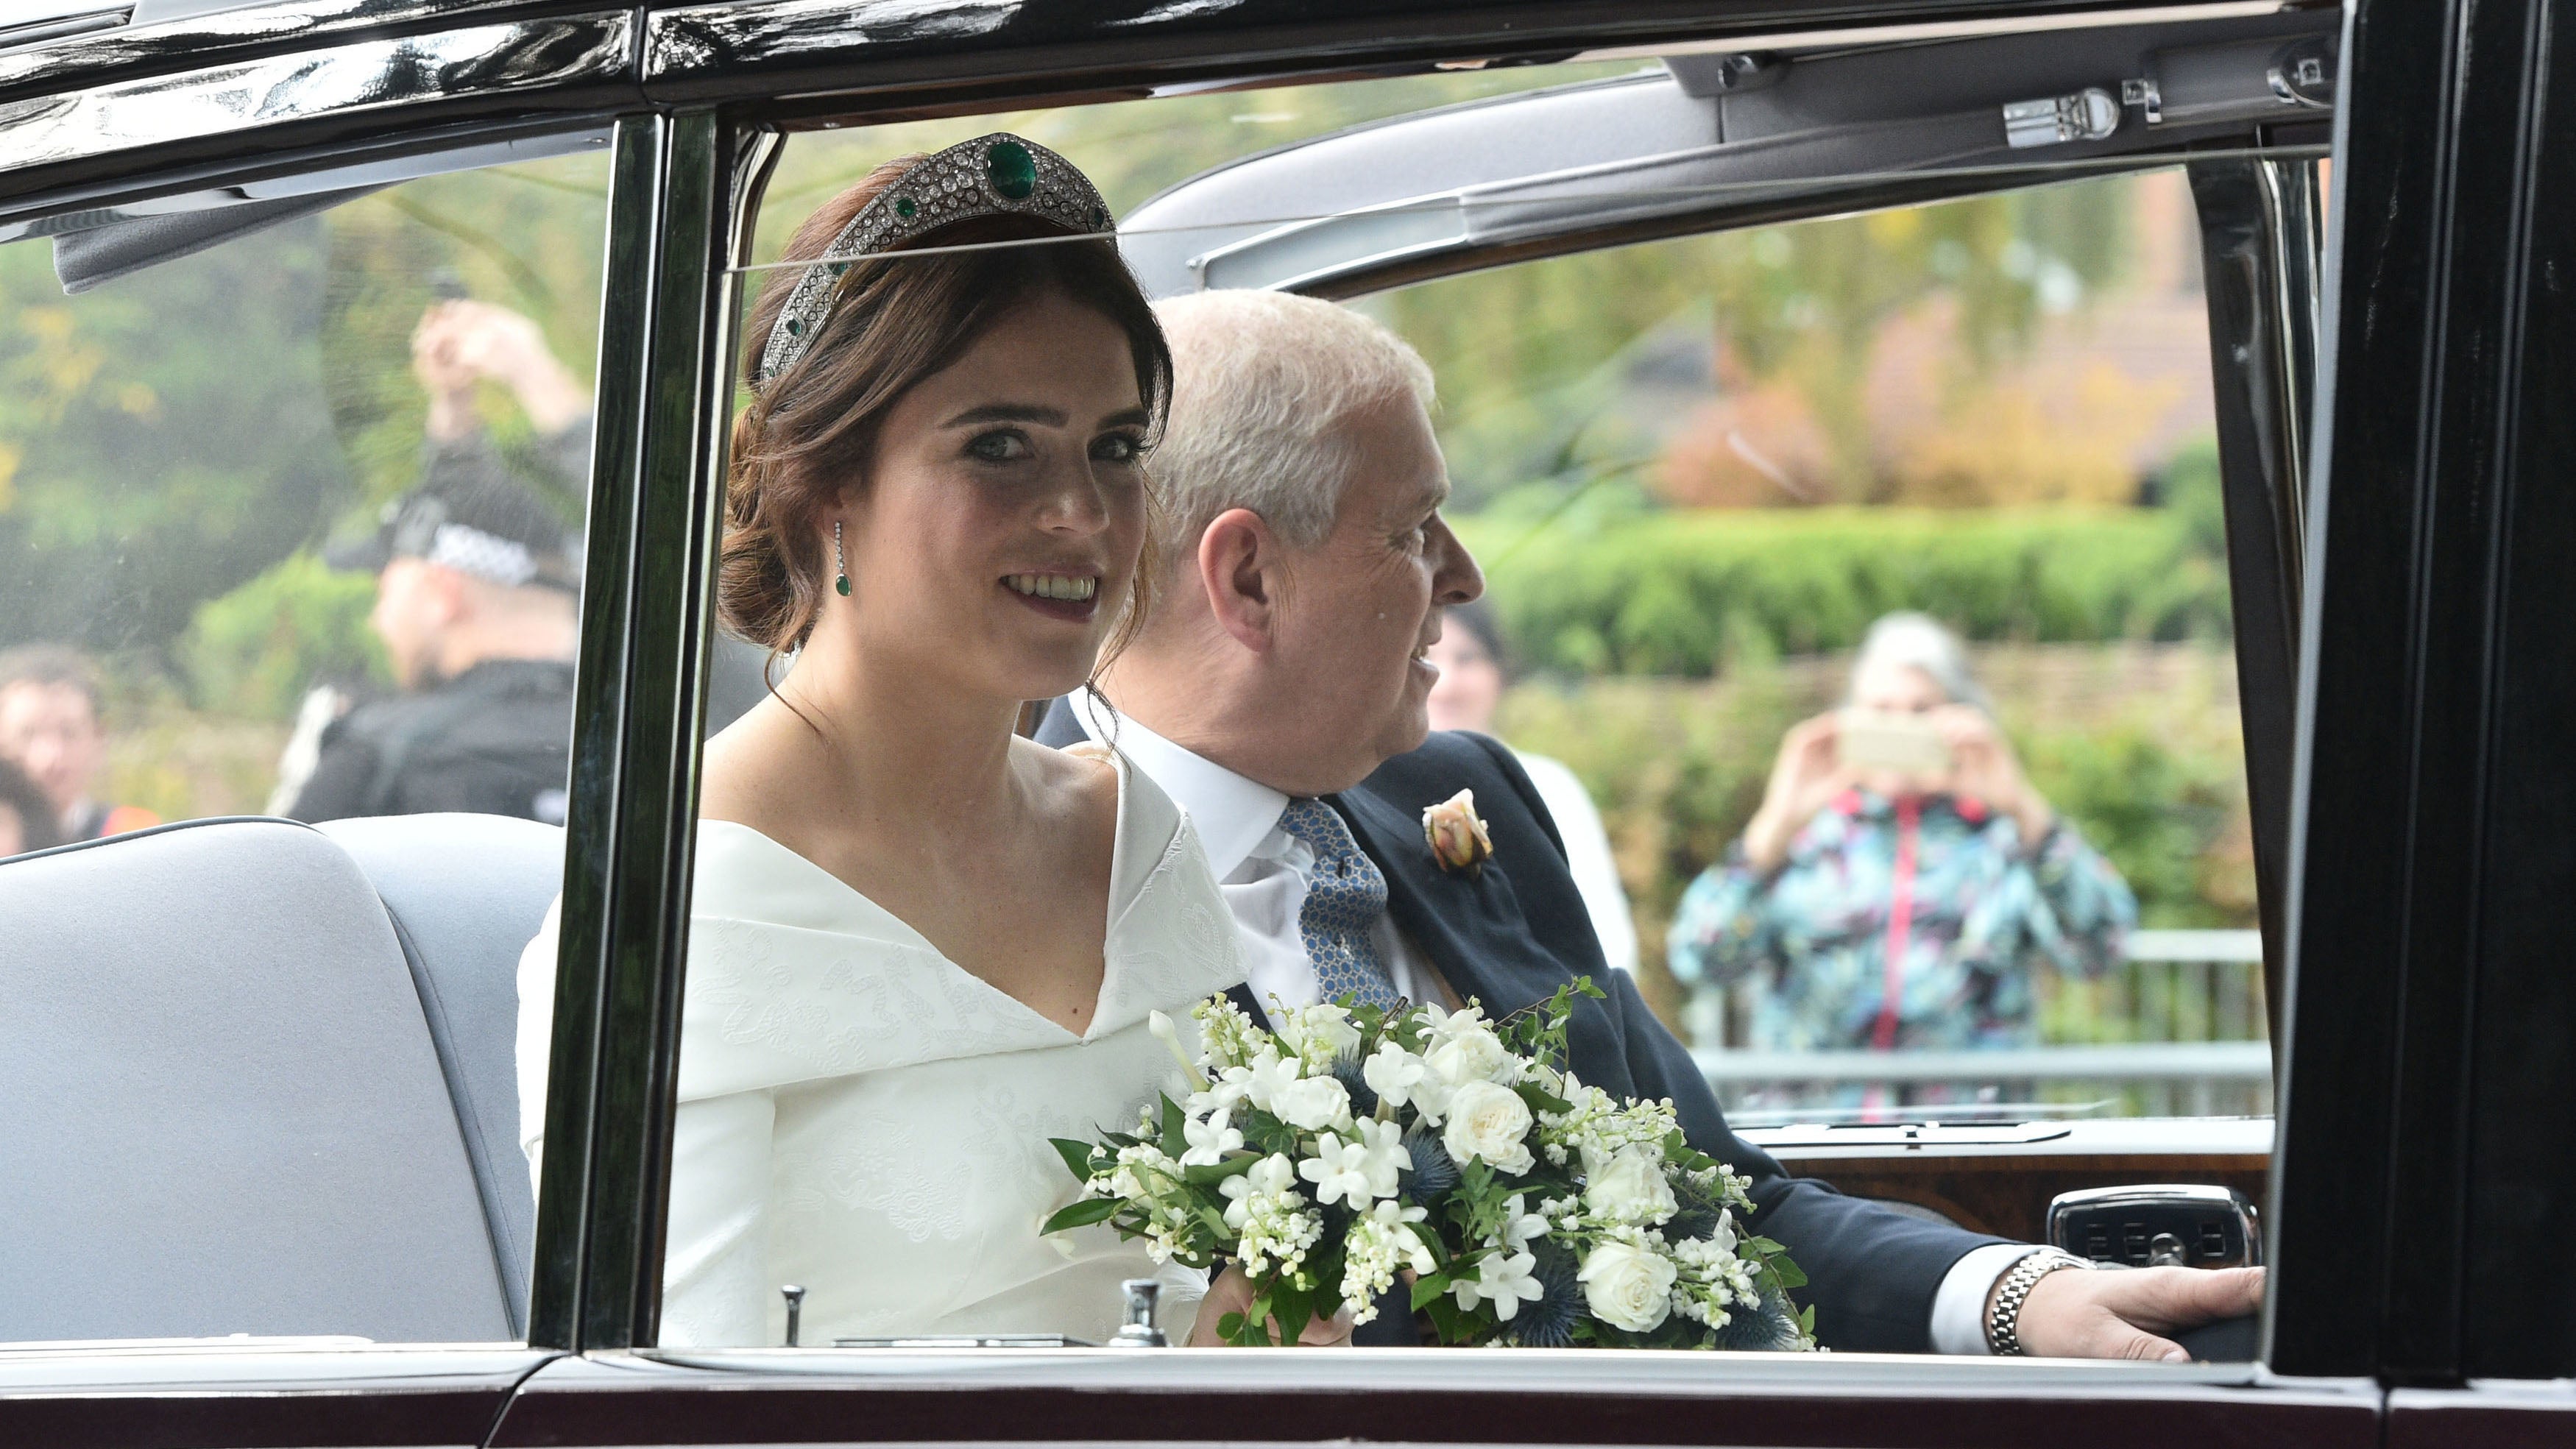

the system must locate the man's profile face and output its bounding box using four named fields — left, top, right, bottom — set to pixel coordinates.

left=1268, top=392, right=1484, bottom=791
left=0, top=681, right=103, bottom=818
left=370, top=558, right=449, bottom=690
